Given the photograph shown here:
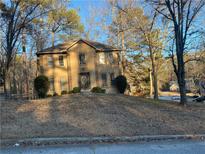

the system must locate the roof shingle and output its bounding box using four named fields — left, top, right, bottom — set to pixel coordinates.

left=36, top=39, right=121, bottom=55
